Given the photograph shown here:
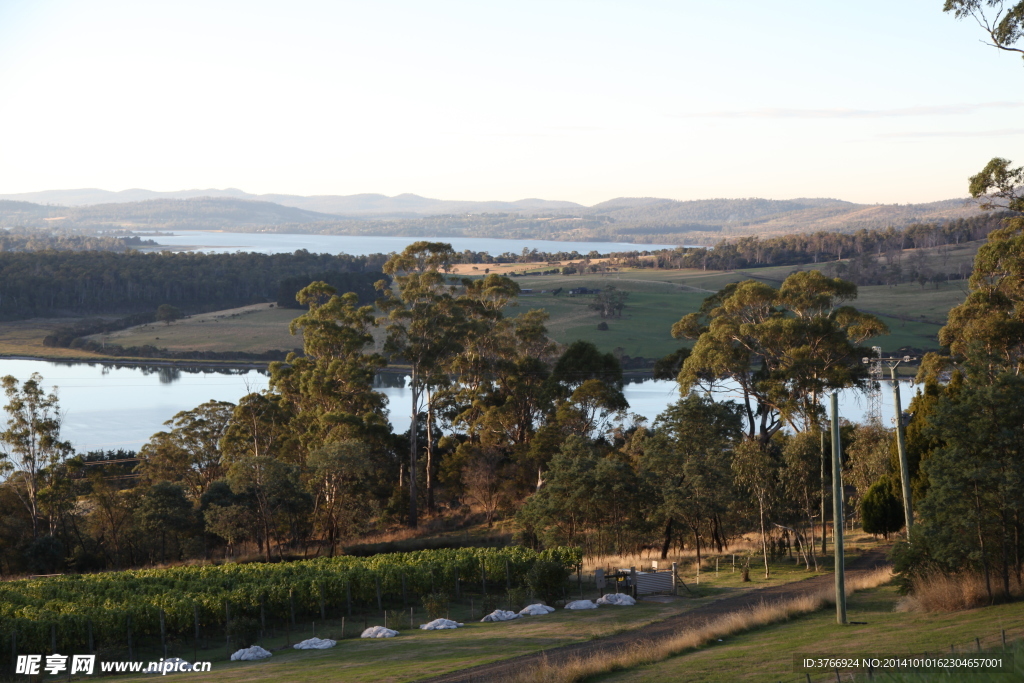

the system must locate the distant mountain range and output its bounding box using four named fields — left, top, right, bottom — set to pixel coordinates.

left=0, top=188, right=583, bottom=216
left=0, top=189, right=986, bottom=245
